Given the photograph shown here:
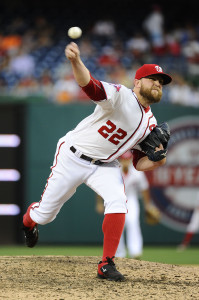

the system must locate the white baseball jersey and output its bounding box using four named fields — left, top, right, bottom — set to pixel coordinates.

left=69, top=82, right=157, bottom=162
